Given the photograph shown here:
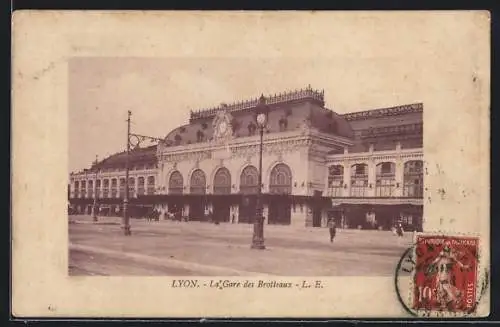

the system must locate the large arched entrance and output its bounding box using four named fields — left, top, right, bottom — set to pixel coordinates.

left=213, top=167, right=231, bottom=223
left=189, top=169, right=207, bottom=221
left=238, top=165, right=259, bottom=224
left=168, top=171, right=184, bottom=216
left=268, top=163, right=292, bottom=225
